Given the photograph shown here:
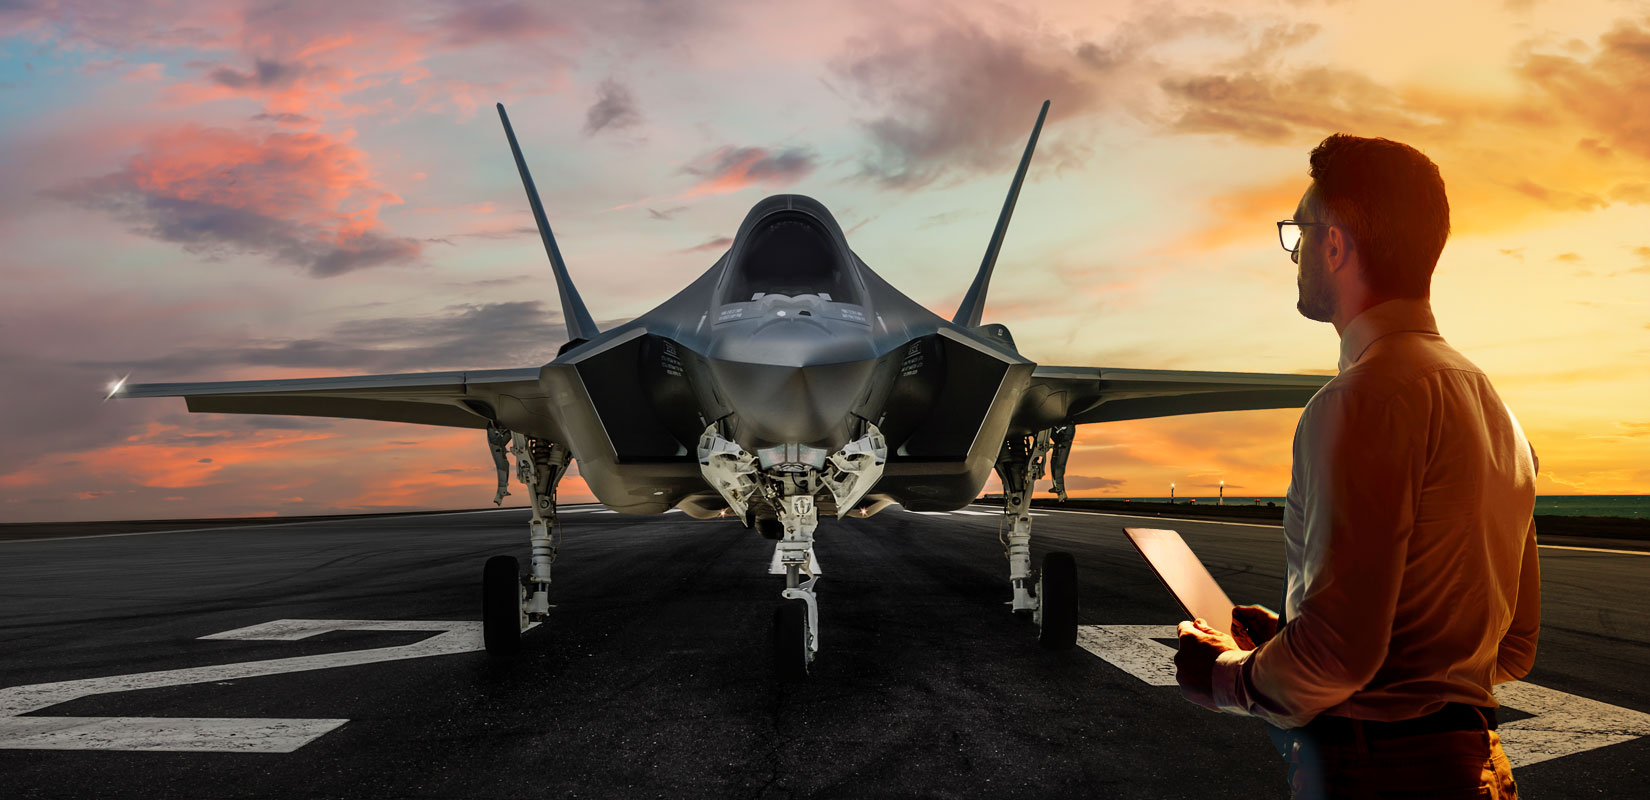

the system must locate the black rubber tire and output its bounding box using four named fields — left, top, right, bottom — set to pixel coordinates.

left=1038, top=551, right=1079, bottom=650
left=483, top=555, right=523, bottom=656
left=773, top=601, right=809, bottom=680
